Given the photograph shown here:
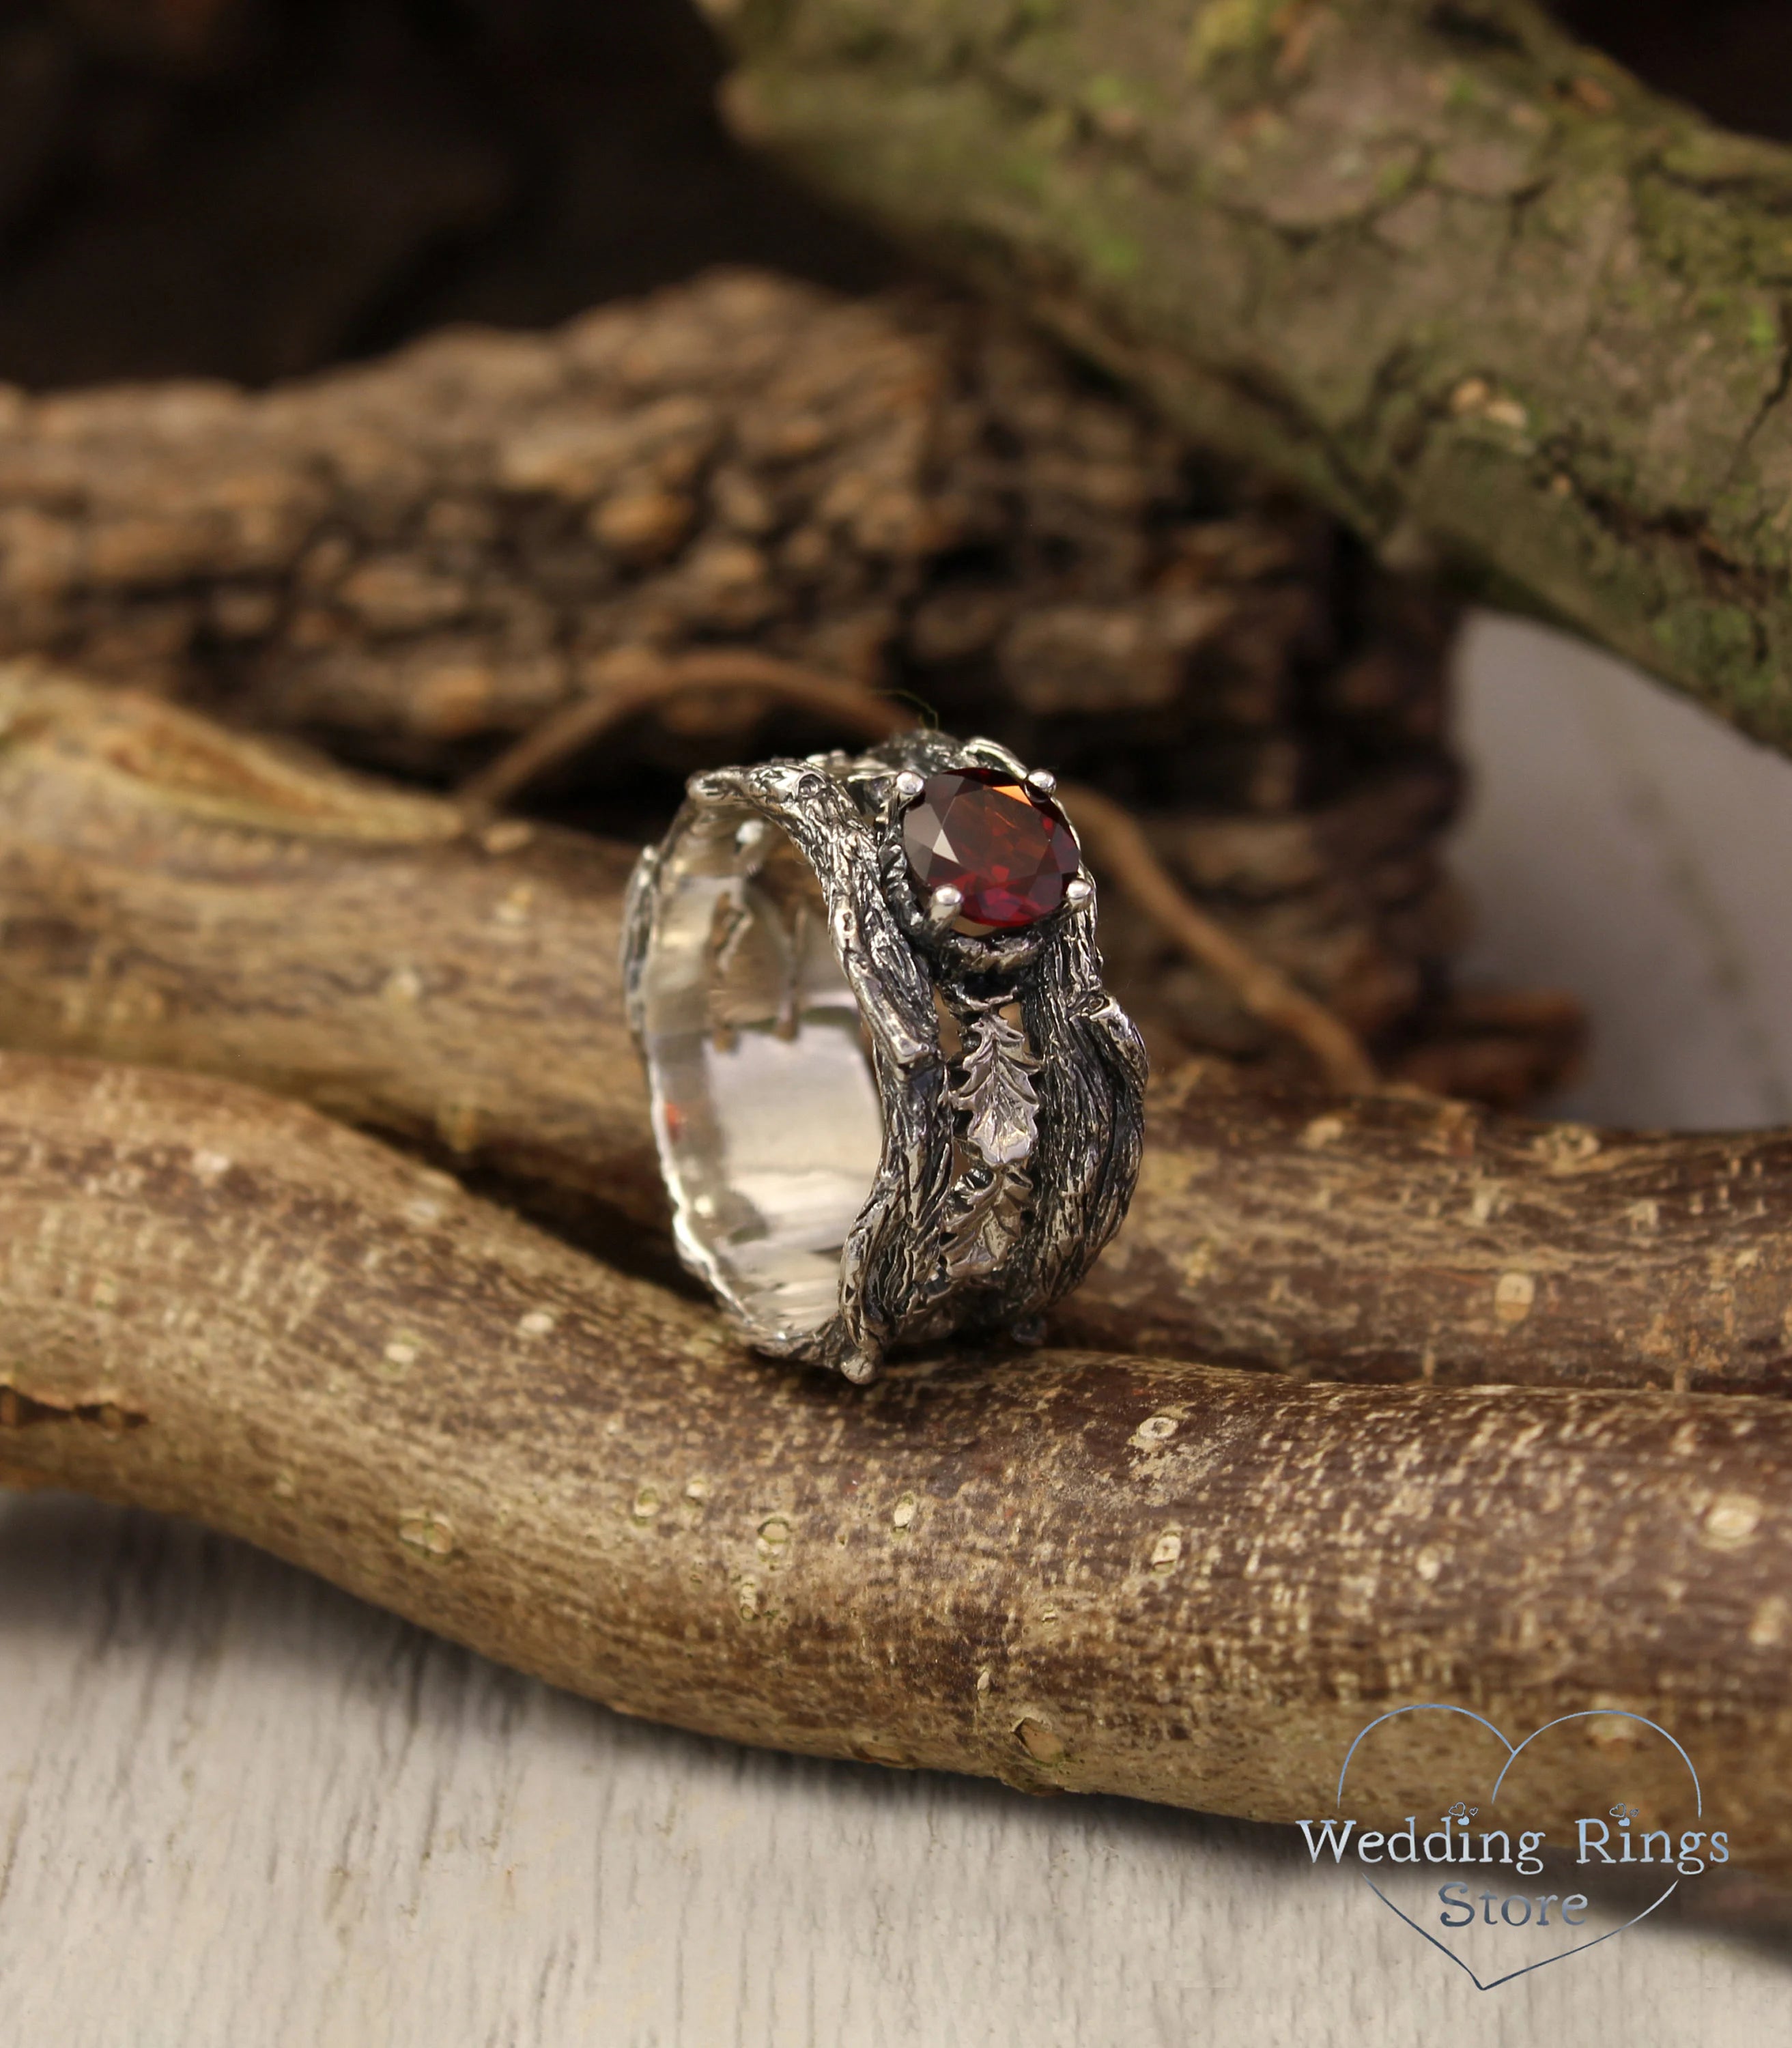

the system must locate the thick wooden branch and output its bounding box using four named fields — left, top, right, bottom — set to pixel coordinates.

left=1059, top=1064, right=1792, bottom=1396
left=0, top=271, right=1471, bottom=1067
left=709, top=0, right=1792, bottom=754
left=0, top=666, right=660, bottom=1245
left=3, top=1050, right=1791, bottom=1868
left=1, top=669, right=1788, bottom=1396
